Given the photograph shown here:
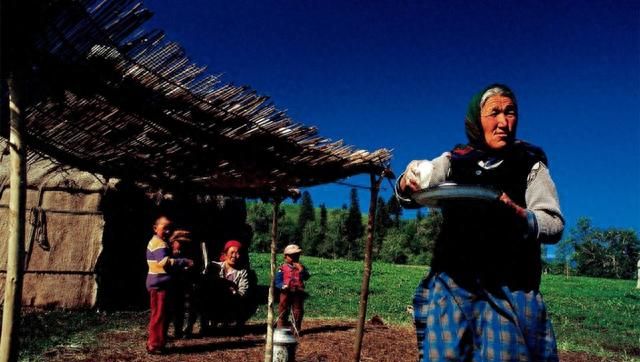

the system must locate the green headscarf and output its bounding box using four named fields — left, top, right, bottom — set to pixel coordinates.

left=464, top=83, right=517, bottom=150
